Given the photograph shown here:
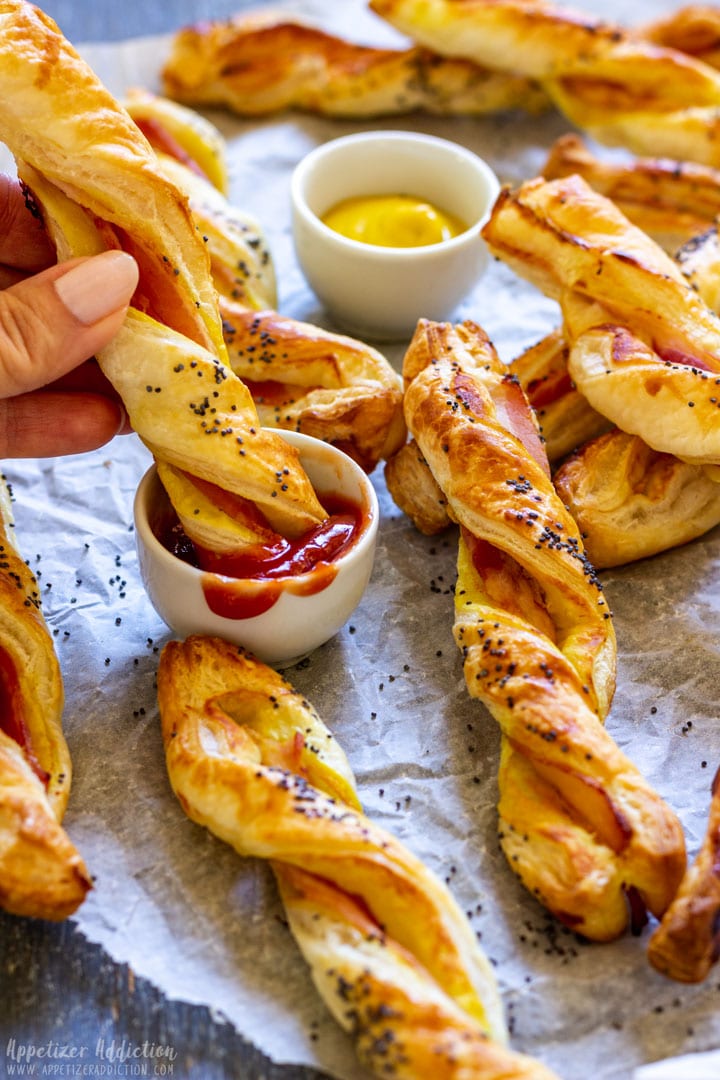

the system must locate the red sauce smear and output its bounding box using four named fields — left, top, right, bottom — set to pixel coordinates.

left=655, top=345, right=715, bottom=372
left=526, top=369, right=573, bottom=409
left=155, top=492, right=366, bottom=620
left=133, top=117, right=209, bottom=182
left=0, top=646, right=49, bottom=786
